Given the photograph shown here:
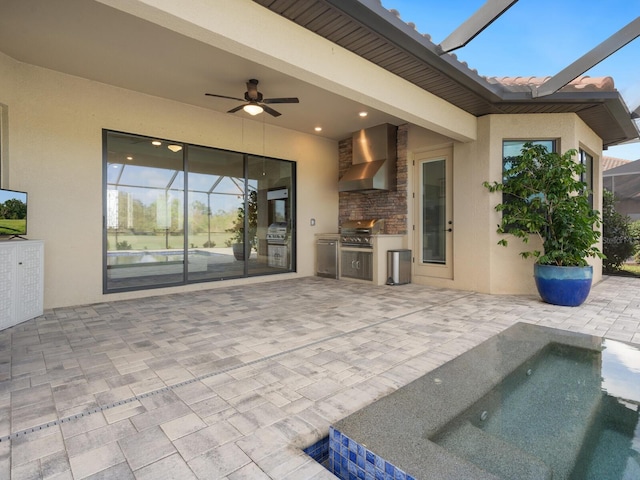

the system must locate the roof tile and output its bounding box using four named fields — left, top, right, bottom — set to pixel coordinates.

left=489, top=76, right=616, bottom=92
left=603, top=156, right=631, bottom=170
